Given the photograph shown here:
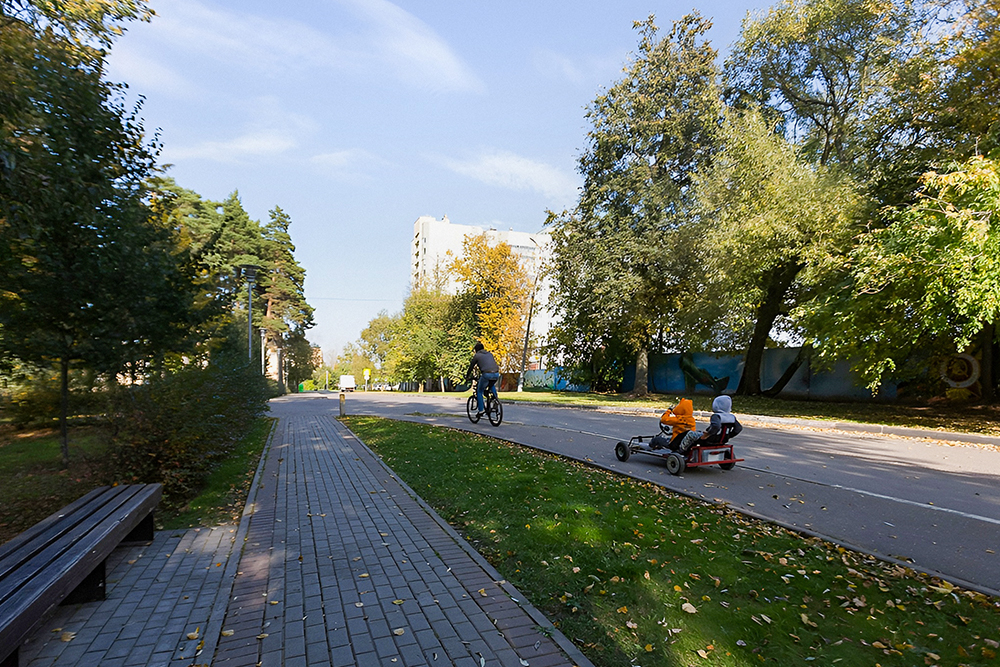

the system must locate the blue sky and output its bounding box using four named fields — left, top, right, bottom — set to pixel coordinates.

left=107, top=0, right=773, bottom=360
